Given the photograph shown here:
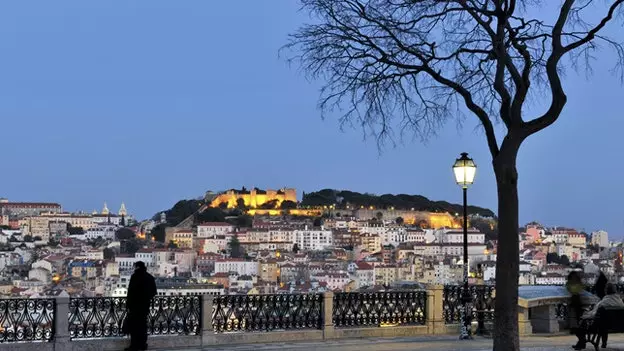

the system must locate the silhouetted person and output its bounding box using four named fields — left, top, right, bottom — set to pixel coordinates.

left=566, top=268, right=584, bottom=334
left=574, top=283, right=624, bottom=350
left=594, top=270, right=608, bottom=300
left=126, top=261, right=157, bottom=351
